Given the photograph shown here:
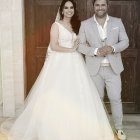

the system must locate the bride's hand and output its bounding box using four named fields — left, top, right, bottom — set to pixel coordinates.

left=72, top=39, right=79, bottom=51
